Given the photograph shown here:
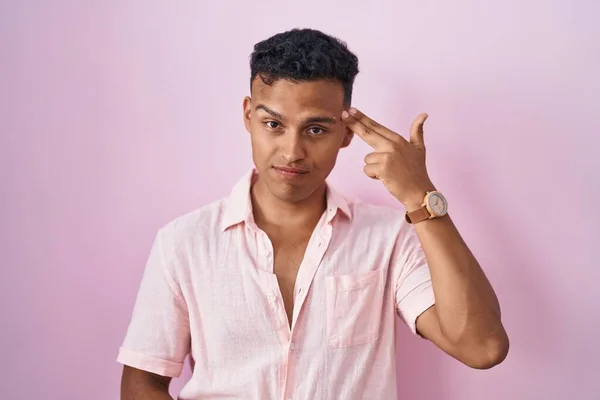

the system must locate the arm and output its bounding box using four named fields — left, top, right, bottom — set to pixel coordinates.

left=409, top=207, right=508, bottom=369
left=121, top=366, right=173, bottom=400
left=117, top=226, right=191, bottom=395
left=341, top=107, right=509, bottom=369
